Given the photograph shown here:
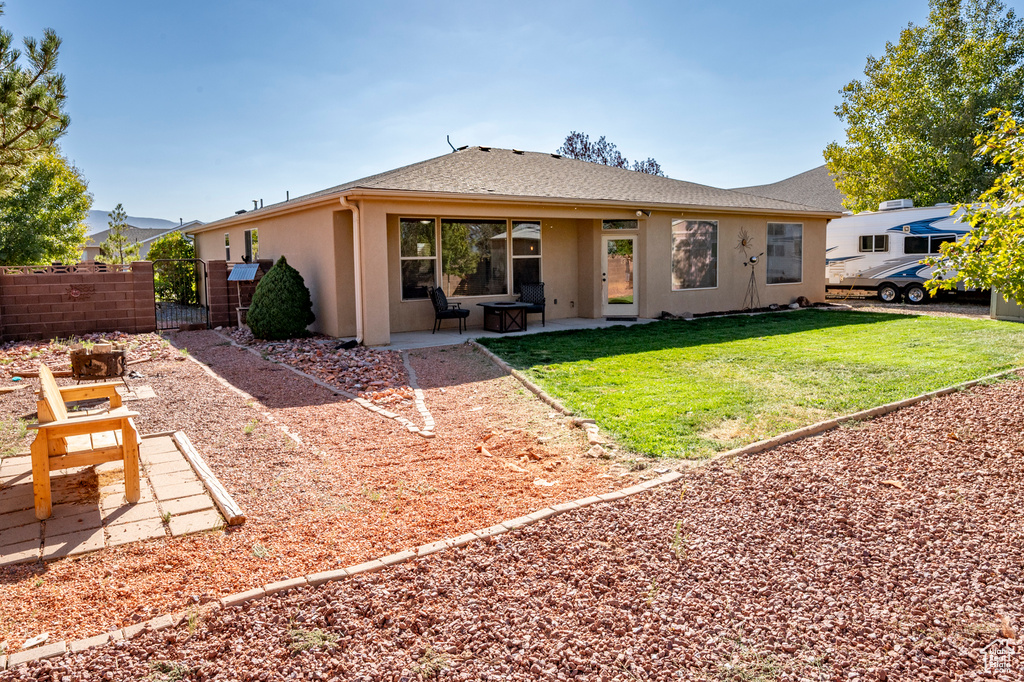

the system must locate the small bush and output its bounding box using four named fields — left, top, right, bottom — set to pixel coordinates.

left=246, top=256, right=315, bottom=340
